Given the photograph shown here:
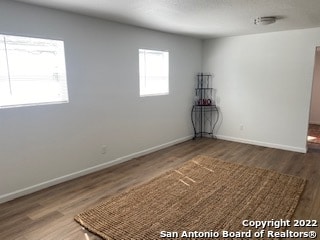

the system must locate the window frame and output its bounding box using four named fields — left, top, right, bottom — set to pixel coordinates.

left=0, top=33, right=69, bottom=109
left=139, top=48, right=169, bottom=97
